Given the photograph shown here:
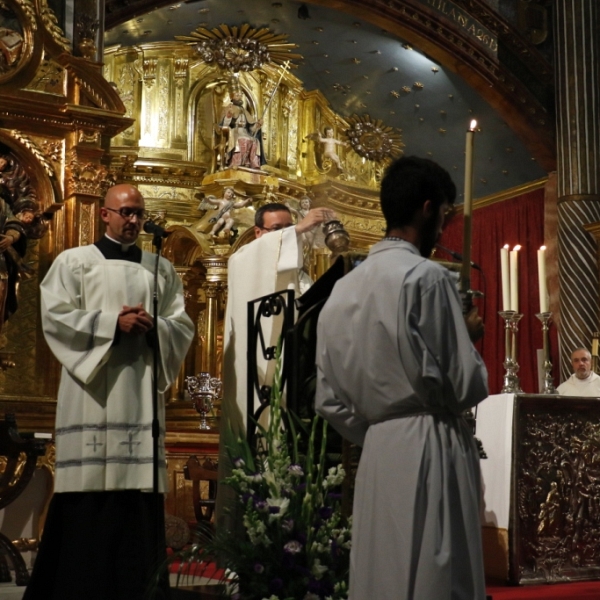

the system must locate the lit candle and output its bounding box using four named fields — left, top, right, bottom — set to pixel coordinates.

left=460, top=120, right=477, bottom=295
left=501, top=244, right=510, bottom=311
left=509, top=245, right=521, bottom=312
left=537, top=245, right=548, bottom=313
